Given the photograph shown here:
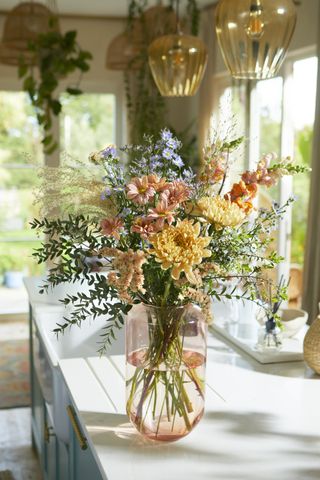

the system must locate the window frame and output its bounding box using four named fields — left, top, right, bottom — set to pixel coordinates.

left=210, top=45, right=317, bottom=286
